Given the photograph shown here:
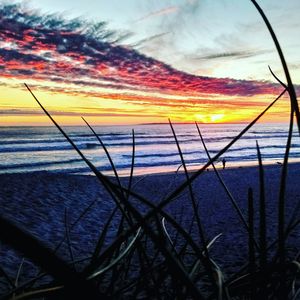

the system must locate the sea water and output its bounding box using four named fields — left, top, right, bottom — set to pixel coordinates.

left=0, top=123, right=299, bottom=176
